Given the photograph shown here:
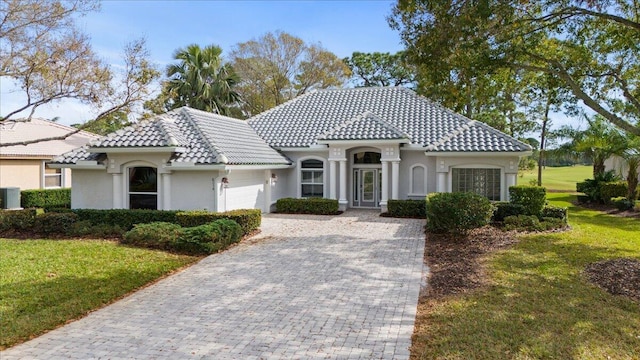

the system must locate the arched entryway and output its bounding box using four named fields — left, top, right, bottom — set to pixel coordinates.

left=352, top=151, right=382, bottom=208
